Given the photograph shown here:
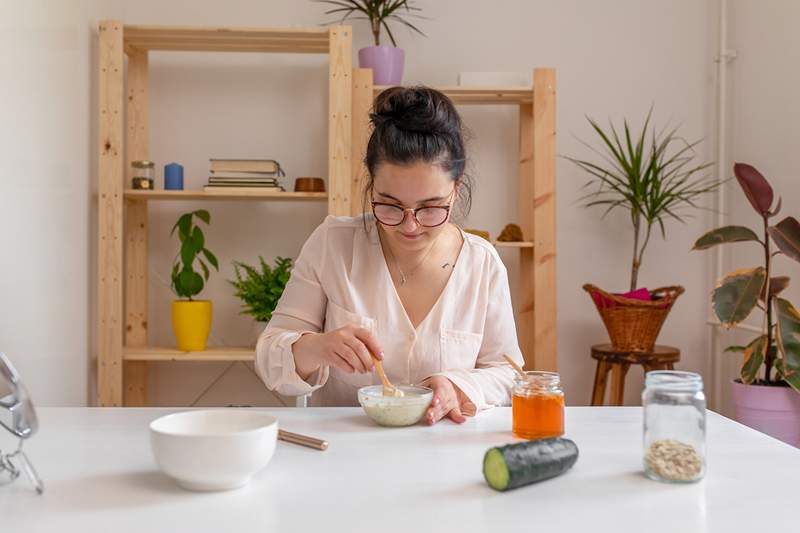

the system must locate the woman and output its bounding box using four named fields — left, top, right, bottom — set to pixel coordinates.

left=256, top=86, right=523, bottom=425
